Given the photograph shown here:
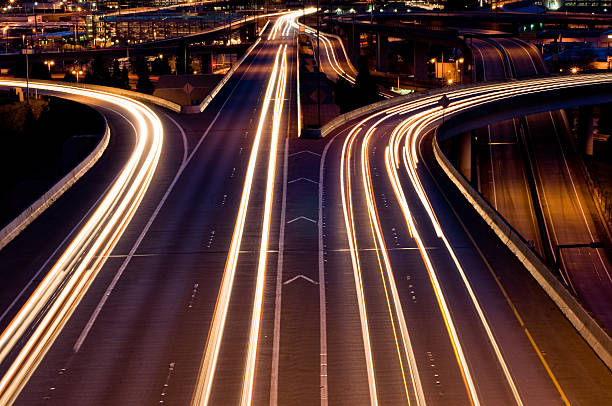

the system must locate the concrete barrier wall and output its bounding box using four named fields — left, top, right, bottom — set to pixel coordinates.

left=318, top=74, right=612, bottom=369
left=17, top=79, right=183, bottom=113
left=433, top=136, right=612, bottom=371
left=0, top=118, right=110, bottom=251
left=319, top=84, right=466, bottom=138
left=198, top=36, right=263, bottom=113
